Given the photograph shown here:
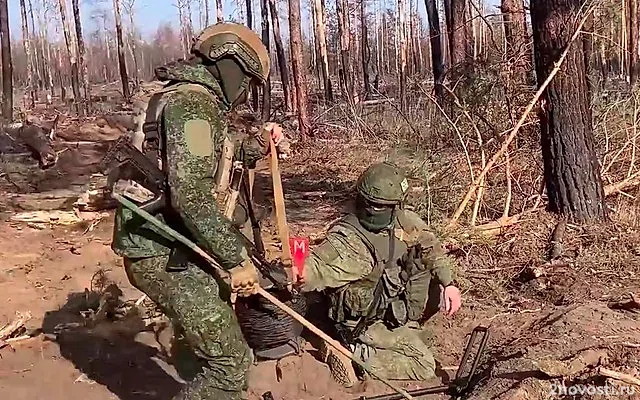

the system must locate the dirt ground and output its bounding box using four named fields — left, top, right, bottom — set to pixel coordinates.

left=2, top=110, right=640, bottom=399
